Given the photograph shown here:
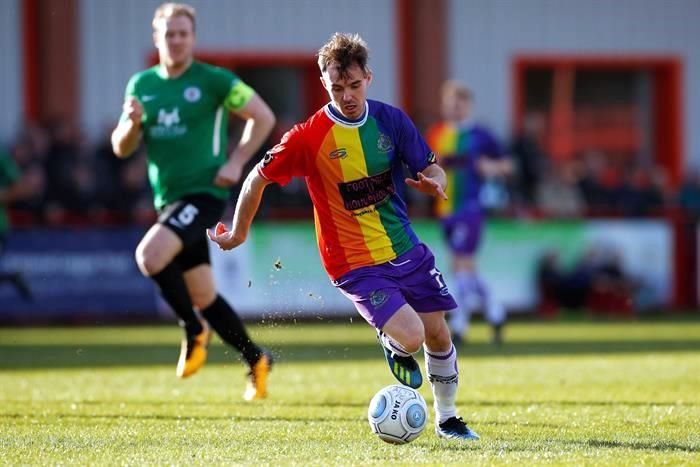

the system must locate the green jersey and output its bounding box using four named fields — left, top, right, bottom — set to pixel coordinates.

left=122, top=61, right=254, bottom=210
left=0, top=148, right=20, bottom=234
